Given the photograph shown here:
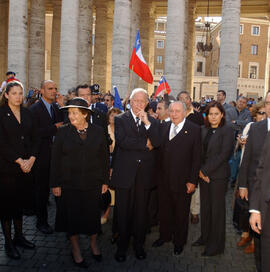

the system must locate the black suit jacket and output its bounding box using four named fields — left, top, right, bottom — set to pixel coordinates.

left=238, top=119, right=268, bottom=194
left=111, top=110, right=160, bottom=189
left=250, top=131, right=270, bottom=226
left=29, top=100, right=63, bottom=169
left=0, top=104, right=39, bottom=174
left=50, top=123, right=109, bottom=190
left=201, top=124, right=234, bottom=180
left=160, top=120, right=201, bottom=192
